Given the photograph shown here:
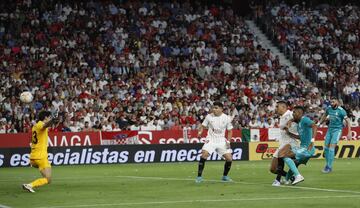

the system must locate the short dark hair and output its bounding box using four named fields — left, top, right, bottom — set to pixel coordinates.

left=293, top=106, right=305, bottom=113
left=213, top=101, right=223, bottom=108
left=330, top=96, right=338, bottom=100
left=277, top=100, right=288, bottom=106
left=38, top=111, right=51, bottom=121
